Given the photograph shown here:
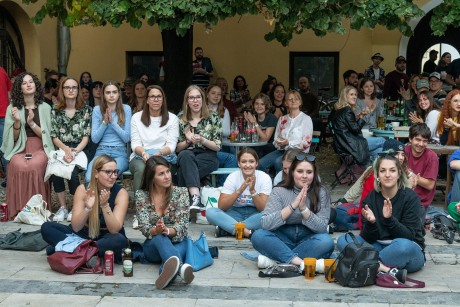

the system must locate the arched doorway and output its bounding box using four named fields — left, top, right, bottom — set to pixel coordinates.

left=406, top=10, right=460, bottom=76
